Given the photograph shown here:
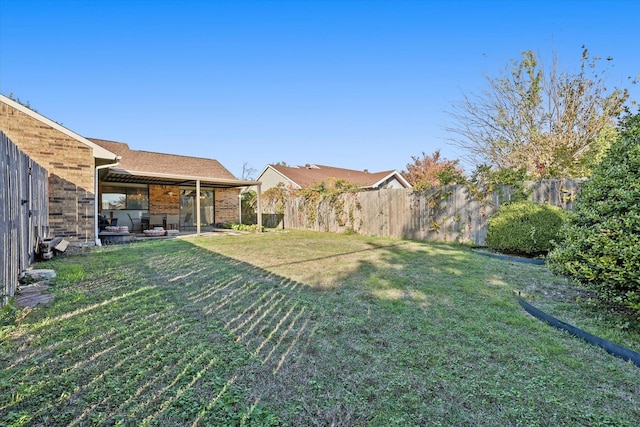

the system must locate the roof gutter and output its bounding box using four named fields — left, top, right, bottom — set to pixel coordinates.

left=95, top=158, right=121, bottom=246
left=106, top=168, right=259, bottom=186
